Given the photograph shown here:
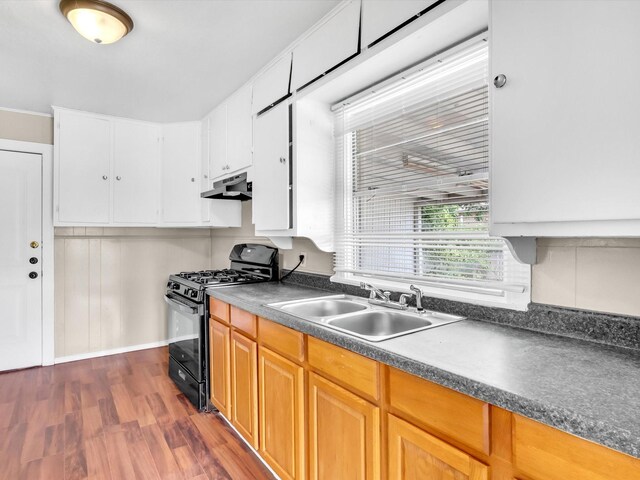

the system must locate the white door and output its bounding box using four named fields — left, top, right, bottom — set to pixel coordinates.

left=161, top=123, right=201, bottom=224
left=0, top=150, right=42, bottom=370
left=226, top=84, right=253, bottom=174
left=253, top=102, right=291, bottom=231
left=112, top=120, right=160, bottom=224
left=209, top=104, right=228, bottom=180
left=57, top=110, right=111, bottom=223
